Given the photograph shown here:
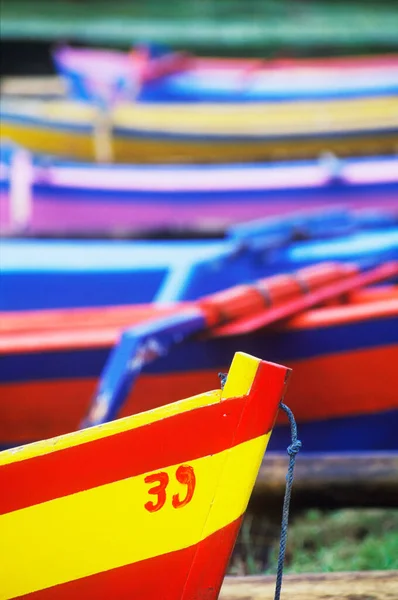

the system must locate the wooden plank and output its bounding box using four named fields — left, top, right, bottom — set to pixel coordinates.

left=252, top=453, right=398, bottom=509
left=220, top=570, right=398, bottom=599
